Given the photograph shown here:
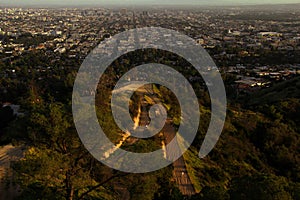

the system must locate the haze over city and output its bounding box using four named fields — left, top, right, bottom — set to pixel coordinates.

left=1, top=0, right=300, bottom=6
